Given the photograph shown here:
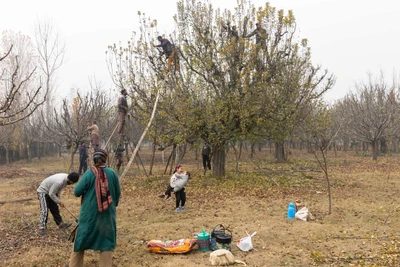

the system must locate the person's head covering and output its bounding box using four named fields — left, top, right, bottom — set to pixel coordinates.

left=67, top=172, right=80, bottom=183
left=93, top=149, right=108, bottom=166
